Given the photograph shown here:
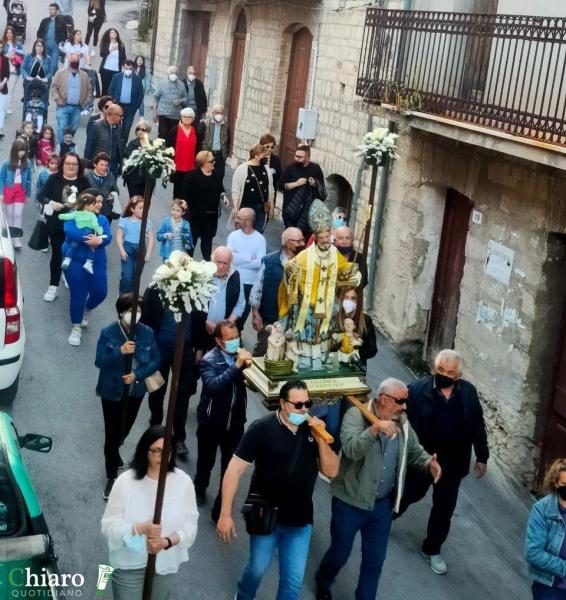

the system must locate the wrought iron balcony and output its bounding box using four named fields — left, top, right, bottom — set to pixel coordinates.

left=357, top=9, right=566, bottom=148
